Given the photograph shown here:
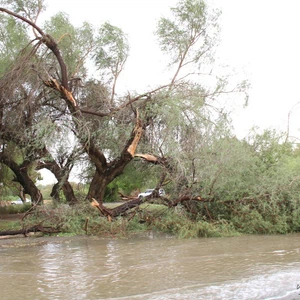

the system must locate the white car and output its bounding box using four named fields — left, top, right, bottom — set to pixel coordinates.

left=138, top=188, right=165, bottom=199
left=11, top=198, right=31, bottom=205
